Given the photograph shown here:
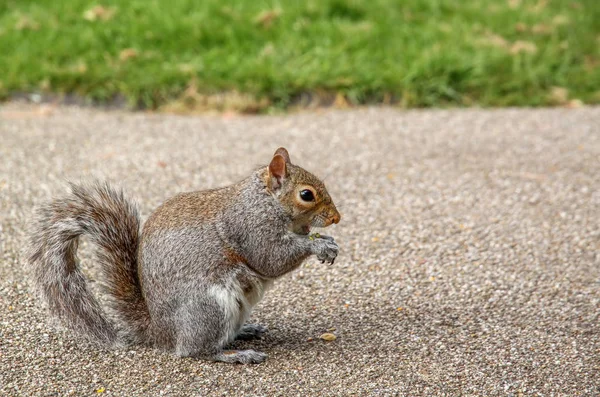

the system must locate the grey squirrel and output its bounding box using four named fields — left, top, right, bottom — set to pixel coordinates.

left=28, top=147, right=340, bottom=364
